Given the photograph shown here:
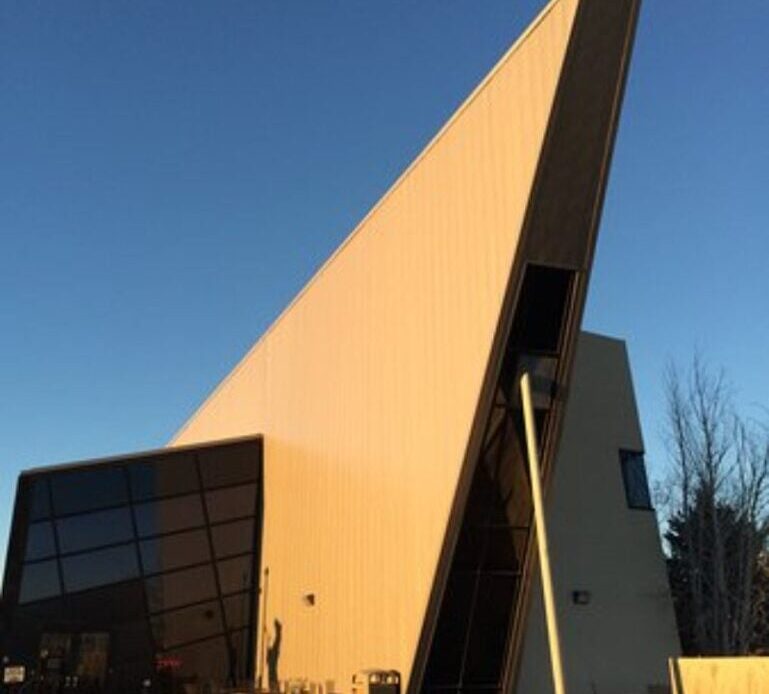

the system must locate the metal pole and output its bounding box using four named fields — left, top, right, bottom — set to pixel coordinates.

left=520, top=372, right=566, bottom=694
left=258, top=567, right=270, bottom=693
